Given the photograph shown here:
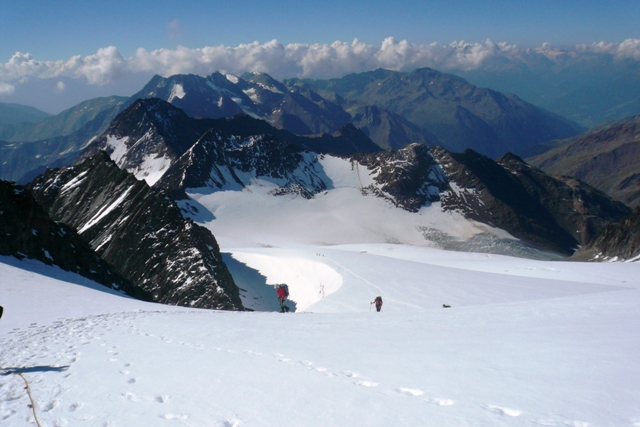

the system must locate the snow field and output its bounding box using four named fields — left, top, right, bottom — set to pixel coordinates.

left=2, top=248, right=640, bottom=426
